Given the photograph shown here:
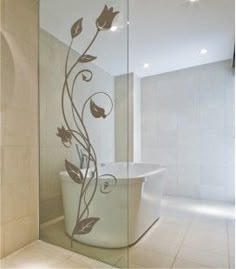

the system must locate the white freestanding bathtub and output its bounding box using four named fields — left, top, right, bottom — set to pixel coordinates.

left=60, top=162, right=166, bottom=248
